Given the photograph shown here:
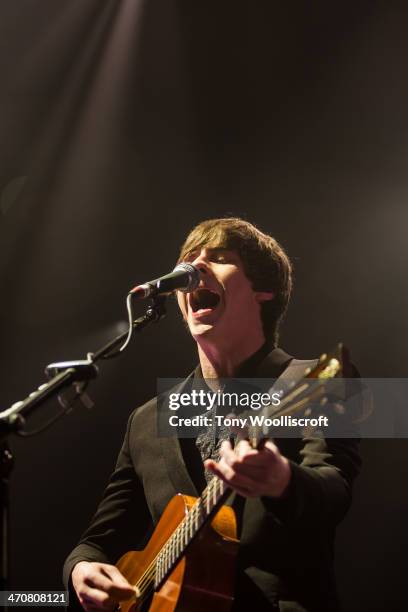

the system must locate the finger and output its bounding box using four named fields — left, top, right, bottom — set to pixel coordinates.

left=218, top=440, right=239, bottom=466
left=99, top=565, right=137, bottom=599
left=234, top=439, right=258, bottom=458
left=86, top=574, right=134, bottom=602
left=226, top=415, right=249, bottom=441
left=227, top=460, right=266, bottom=479
left=206, top=457, right=261, bottom=494
left=84, top=570, right=112, bottom=592
left=219, top=439, right=234, bottom=453
left=205, top=462, right=258, bottom=498
left=219, top=449, right=267, bottom=478
left=100, top=564, right=133, bottom=587
left=231, top=440, right=270, bottom=466
left=81, top=602, right=114, bottom=612
left=220, top=440, right=258, bottom=470
left=83, top=567, right=135, bottom=605
left=263, top=440, right=281, bottom=457
left=79, top=587, right=115, bottom=610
